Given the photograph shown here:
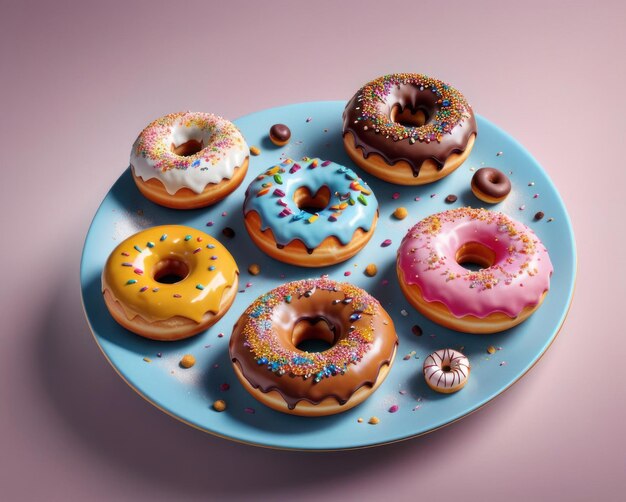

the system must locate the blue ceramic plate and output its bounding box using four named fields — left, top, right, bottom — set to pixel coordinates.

left=80, top=101, right=576, bottom=450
